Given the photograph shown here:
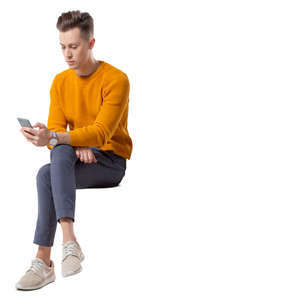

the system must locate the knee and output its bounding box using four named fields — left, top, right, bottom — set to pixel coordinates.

left=36, top=163, right=51, bottom=184
left=50, top=144, right=76, bottom=162
left=114, top=171, right=126, bottom=186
